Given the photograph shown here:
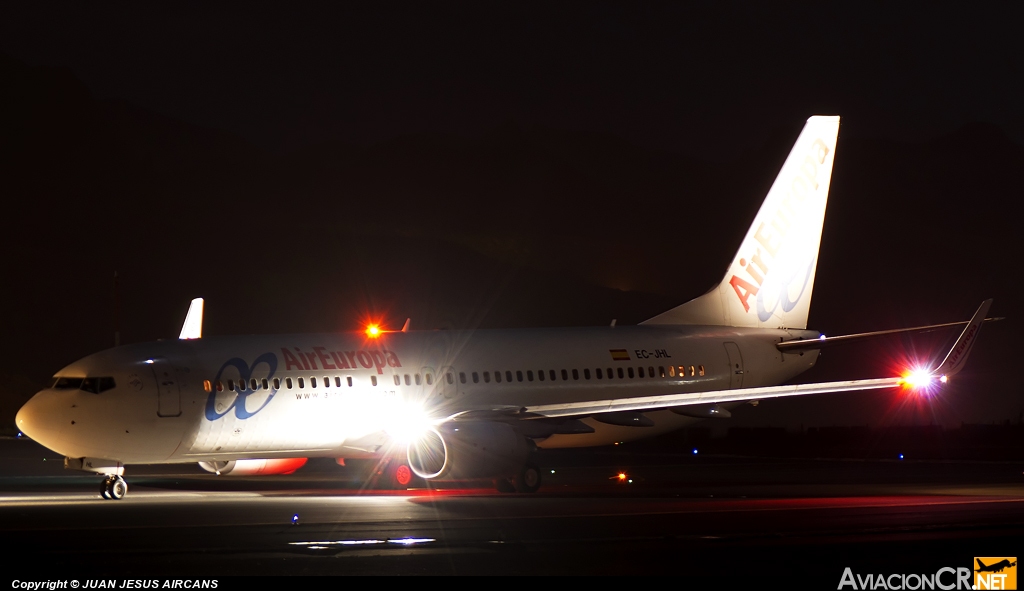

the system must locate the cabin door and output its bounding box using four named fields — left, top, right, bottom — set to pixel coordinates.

left=151, top=360, right=182, bottom=417
left=723, top=342, right=745, bottom=389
